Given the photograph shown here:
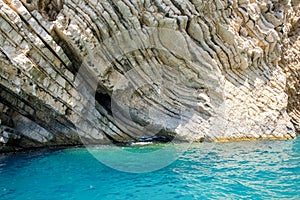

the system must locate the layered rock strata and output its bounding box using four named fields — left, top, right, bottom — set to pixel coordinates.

left=283, top=0, right=300, bottom=133
left=0, top=0, right=299, bottom=151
